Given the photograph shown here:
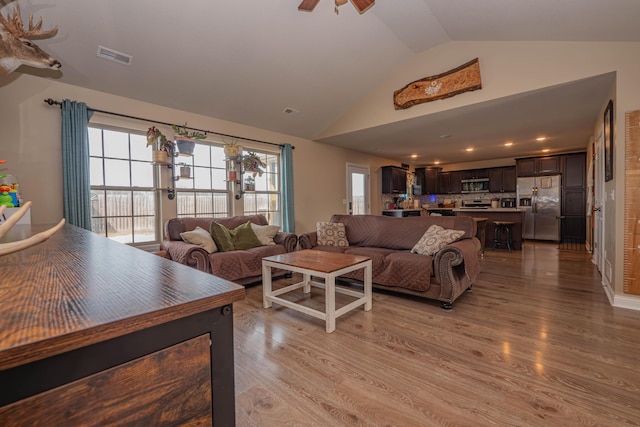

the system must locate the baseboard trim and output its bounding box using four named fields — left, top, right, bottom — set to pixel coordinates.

left=612, top=294, right=640, bottom=311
